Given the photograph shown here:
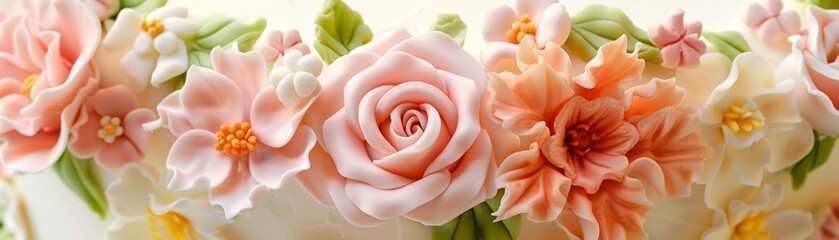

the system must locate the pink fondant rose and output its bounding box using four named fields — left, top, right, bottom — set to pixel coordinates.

left=298, top=29, right=496, bottom=226
left=793, top=6, right=839, bottom=134
left=480, top=0, right=570, bottom=72
left=0, top=0, right=100, bottom=173
left=148, top=47, right=317, bottom=218
left=68, top=85, right=155, bottom=169
left=649, top=9, right=706, bottom=68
